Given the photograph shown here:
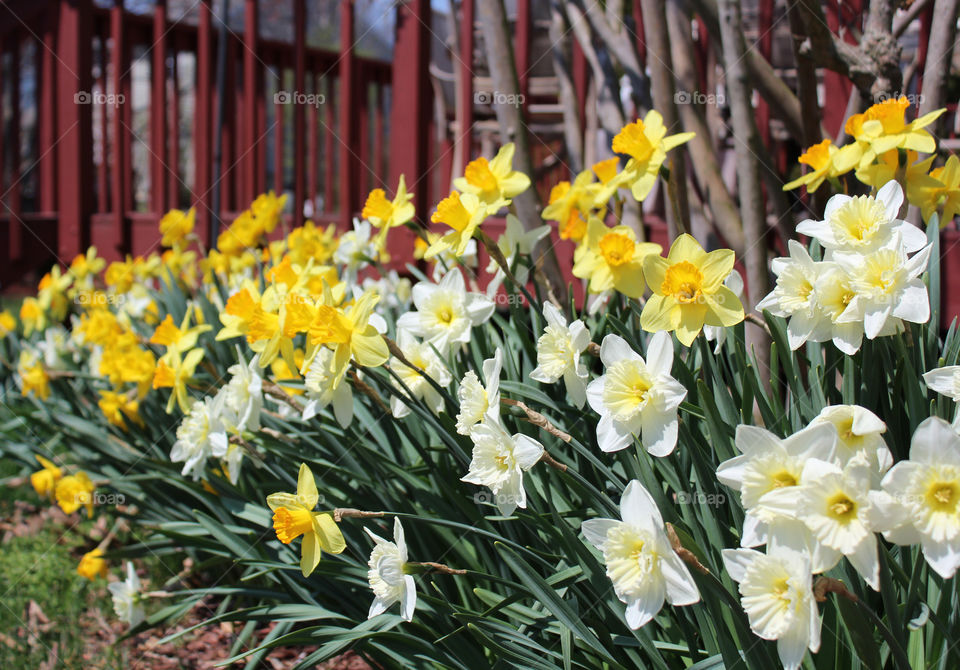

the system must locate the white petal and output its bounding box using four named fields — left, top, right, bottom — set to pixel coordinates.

left=599, top=334, right=640, bottom=367
left=620, top=480, right=664, bottom=530
left=644, top=331, right=674, bottom=378
left=581, top=518, right=619, bottom=548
